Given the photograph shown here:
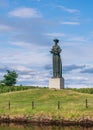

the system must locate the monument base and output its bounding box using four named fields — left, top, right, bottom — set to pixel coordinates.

left=49, top=77, right=64, bottom=89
